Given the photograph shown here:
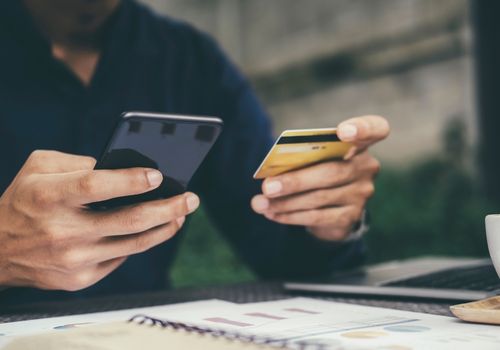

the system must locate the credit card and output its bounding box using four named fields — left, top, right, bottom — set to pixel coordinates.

left=253, top=128, right=352, bottom=179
